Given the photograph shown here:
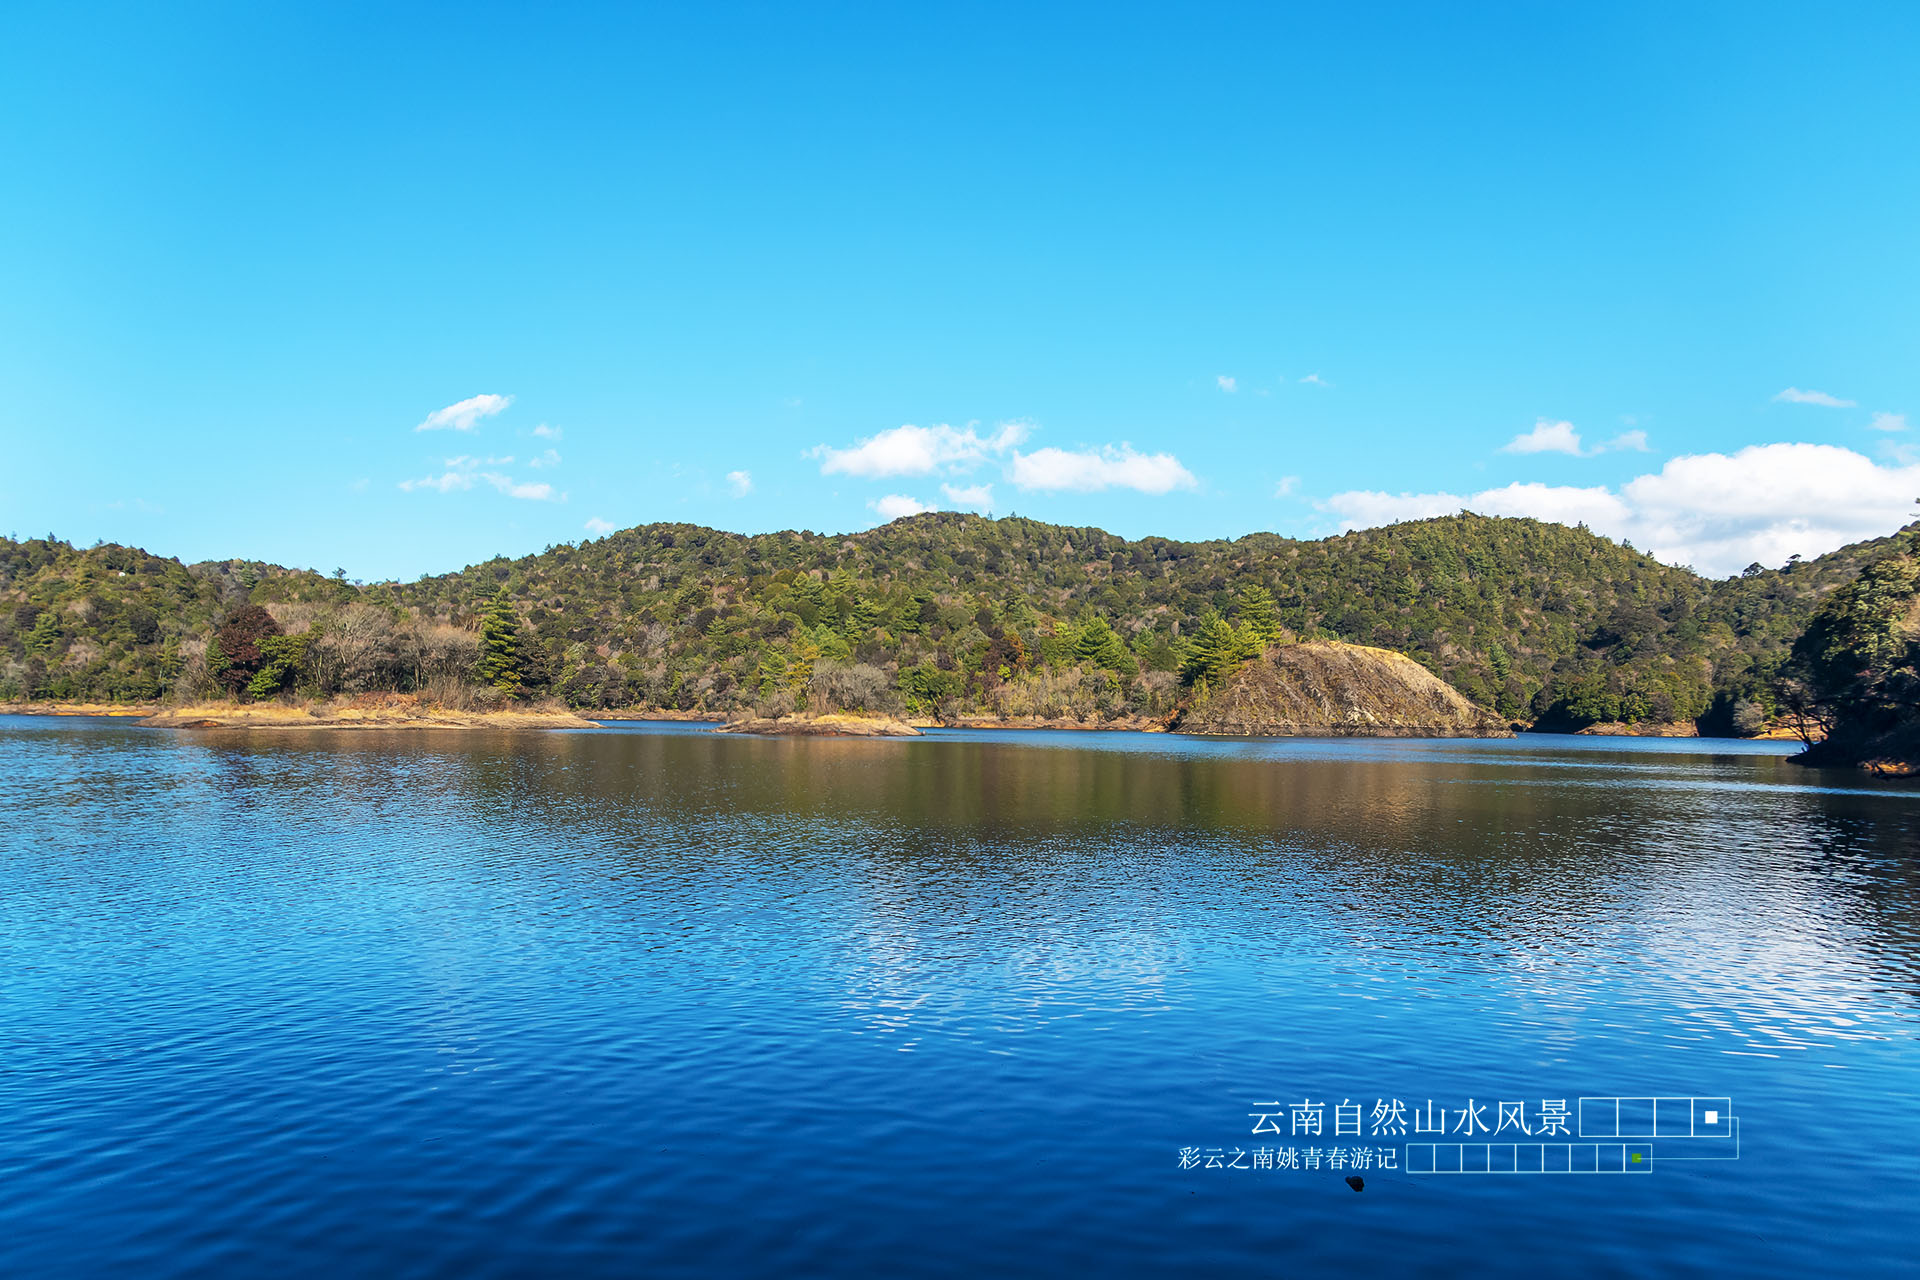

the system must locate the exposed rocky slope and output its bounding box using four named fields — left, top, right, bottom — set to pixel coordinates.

left=1173, top=642, right=1511, bottom=737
